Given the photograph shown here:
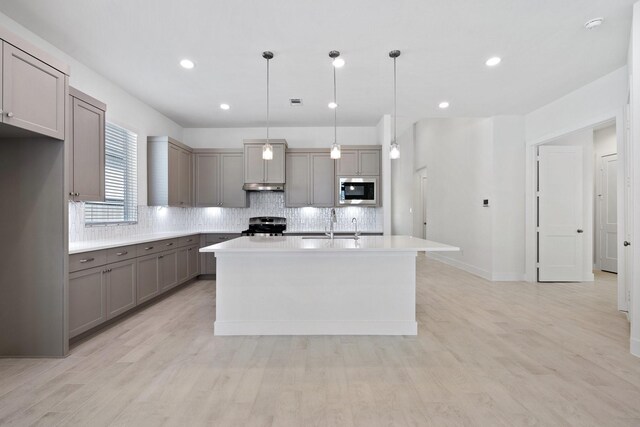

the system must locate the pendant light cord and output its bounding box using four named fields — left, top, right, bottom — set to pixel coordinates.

left=333, top=66, right=337, bottom=143
left=393, top=56, right=397, bottom=146
left=266, top=56, right=270, bottom=142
